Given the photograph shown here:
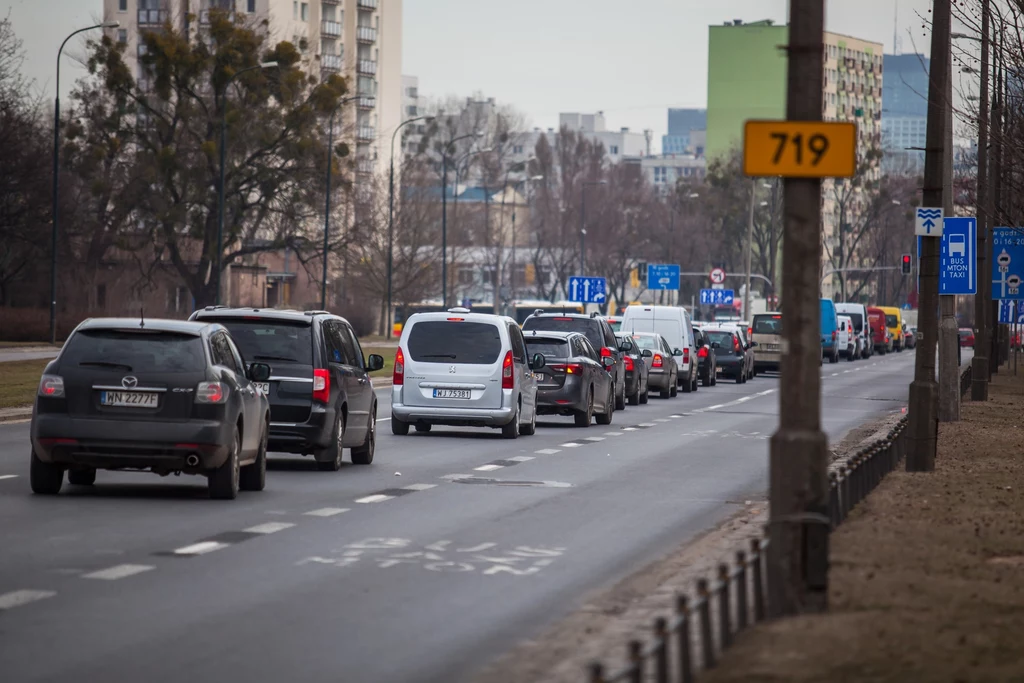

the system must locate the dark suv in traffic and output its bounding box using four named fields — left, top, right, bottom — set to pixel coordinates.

left=190, top=307, right=384, bottom=471
left=30, top=318, right=271, bottom=499
left=522, top=312, right=627, bottom=410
